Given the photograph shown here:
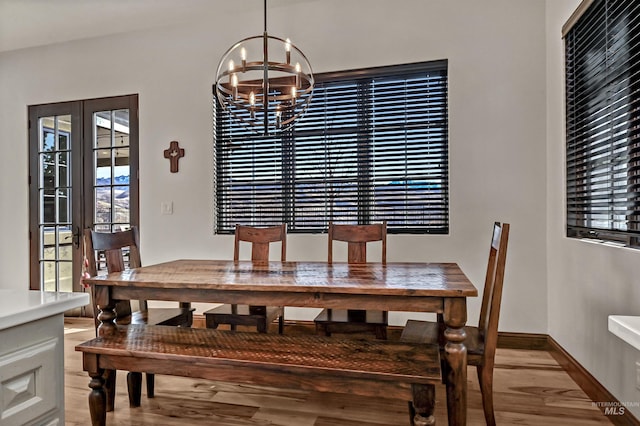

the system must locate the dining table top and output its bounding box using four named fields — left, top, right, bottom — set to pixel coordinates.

left=85, top=259, right=477, bottom=298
